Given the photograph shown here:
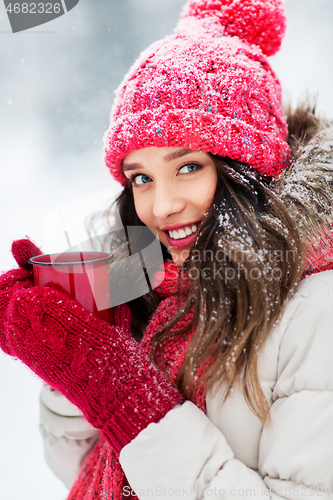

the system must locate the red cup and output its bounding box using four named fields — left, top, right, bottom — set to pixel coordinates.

left=29, top=252, right=113, bottom=323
